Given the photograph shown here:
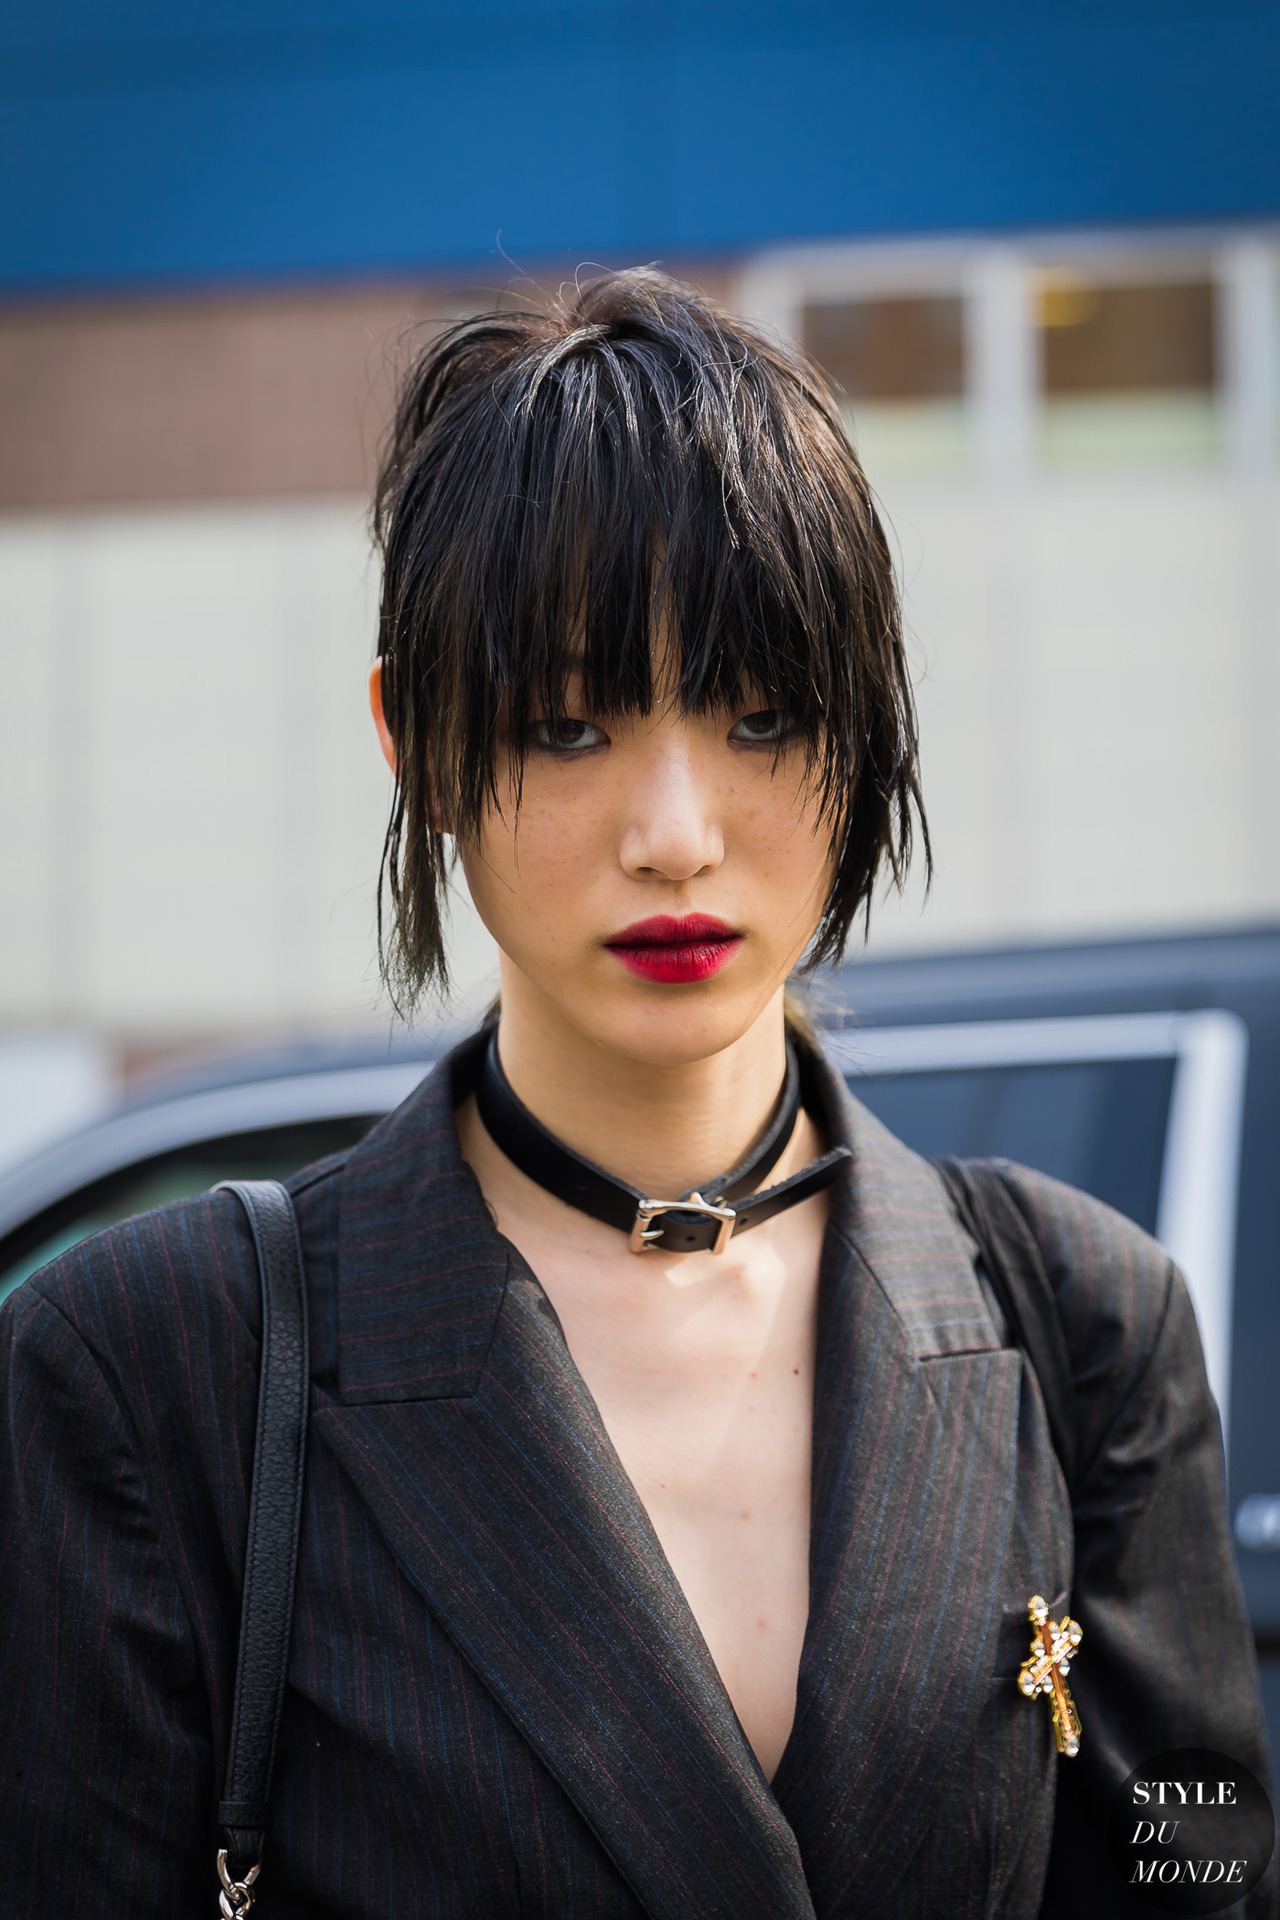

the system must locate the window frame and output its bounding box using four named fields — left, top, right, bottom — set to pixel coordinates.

left=736, top=228, right=1280, bottom=479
